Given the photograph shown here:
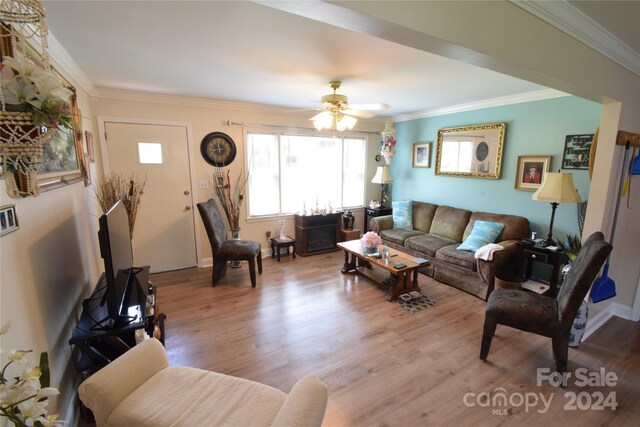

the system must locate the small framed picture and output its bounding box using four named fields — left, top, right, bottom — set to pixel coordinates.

left=515, top=155, right=551, bottom=191
left=562, top=134, right=593, bottom=169
left=0, top=205, right=19, bottom=236
left=85, top=130, right=95, bottom=163
left=412, top=142, right=431, bottom=168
